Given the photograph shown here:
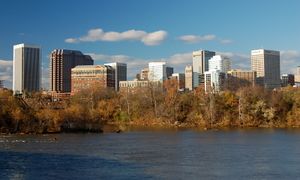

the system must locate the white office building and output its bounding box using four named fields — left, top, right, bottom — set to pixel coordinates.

left=208, top=55, right=231, bottom=73
left=148, top=62, right=173, bottom=82
left=204, top=69, right=225, bottom=93
left=192, top=50, right=216, bottom=88
left=13, top=43, right=41, bottom=95
left=295, top=66, right=300, bottom=87
left=104, top=62, right=127, bottom=91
